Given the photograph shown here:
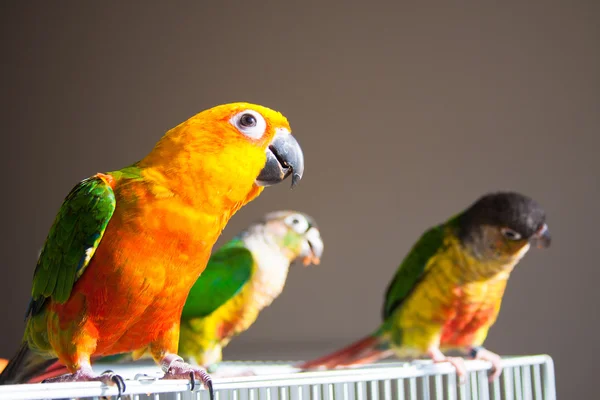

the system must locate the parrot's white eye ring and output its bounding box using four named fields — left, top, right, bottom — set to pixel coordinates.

left=285, top=214, right=309, bottom=234
left=501, top=227, right=522, bottom=241
left=231, top=110, right=267, bottom=140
